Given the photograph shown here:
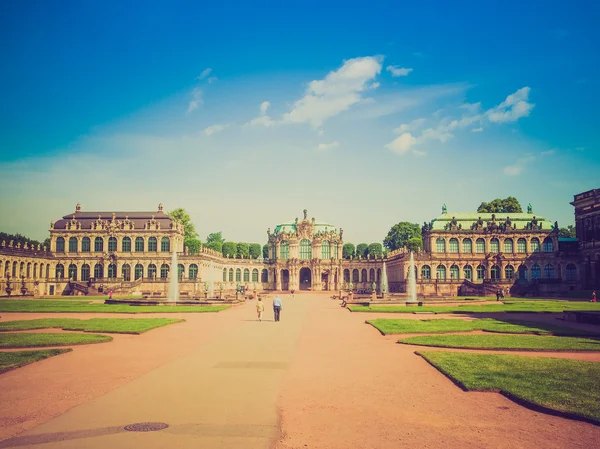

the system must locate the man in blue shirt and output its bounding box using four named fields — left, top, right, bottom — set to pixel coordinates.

left=273, top=295, right=283, bottom=322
